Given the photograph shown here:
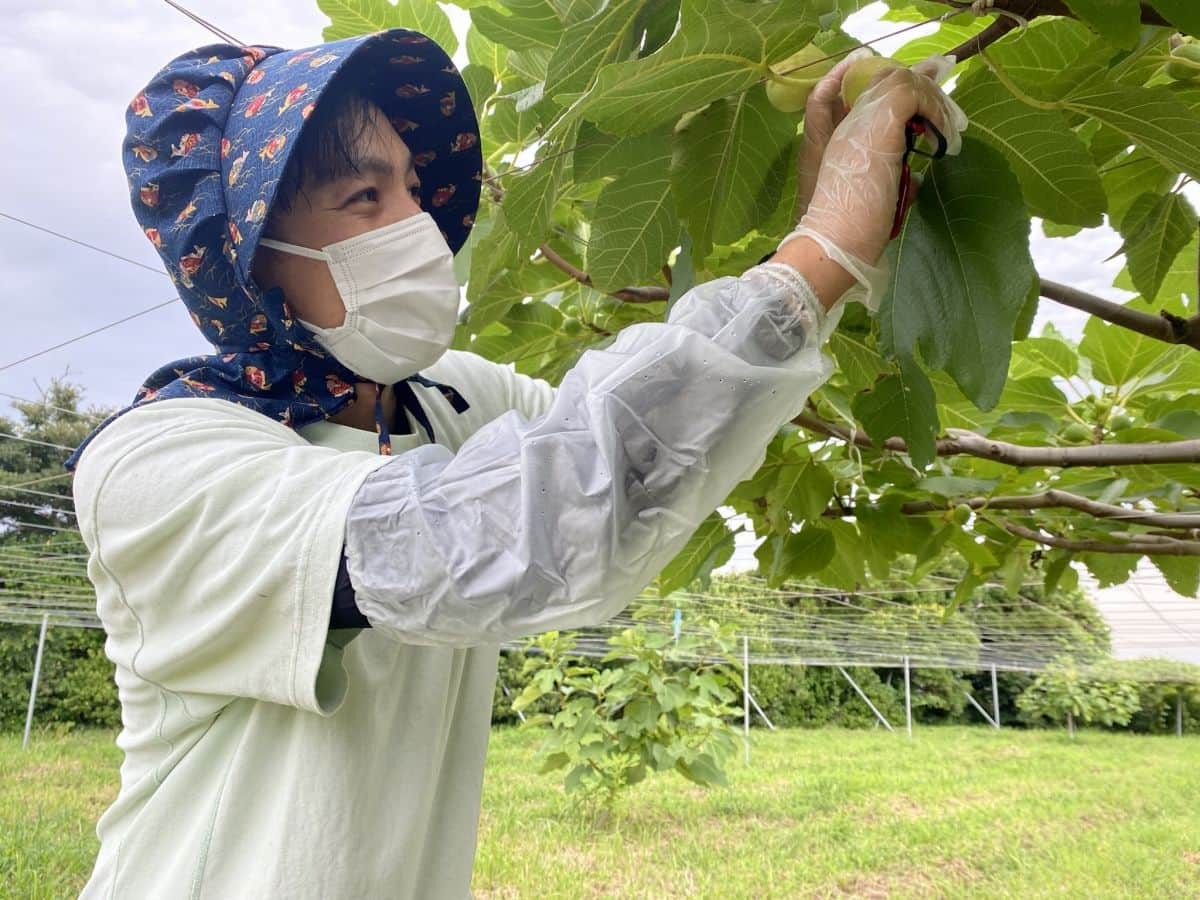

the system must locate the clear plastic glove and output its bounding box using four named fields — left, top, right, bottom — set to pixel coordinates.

left=783, top=53, right=968, bottom=310
left=795, top=47, right=874, bottom=220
